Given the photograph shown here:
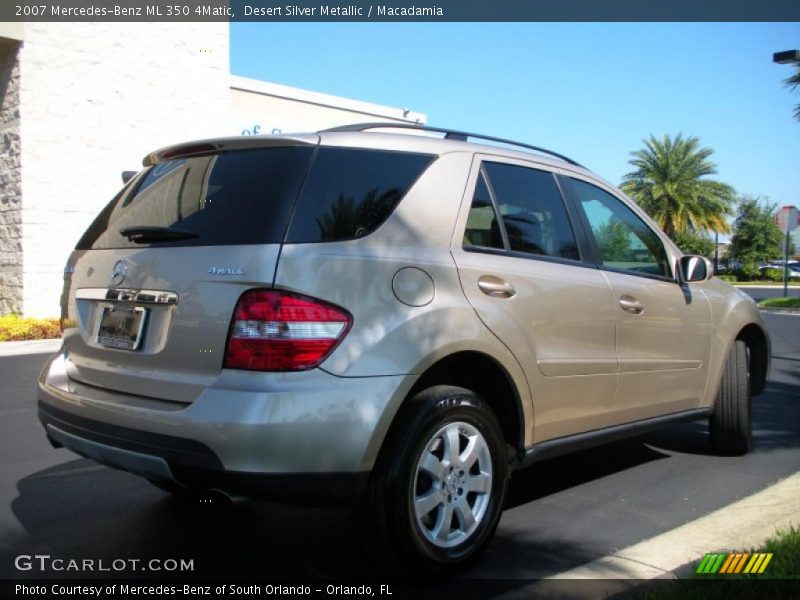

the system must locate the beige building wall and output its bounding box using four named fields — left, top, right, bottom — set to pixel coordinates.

left=0, top=40, right=22, bottom=314
left=13, top=23, right=230, bottom=317
left=230, top=75, right=426, bottom=135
